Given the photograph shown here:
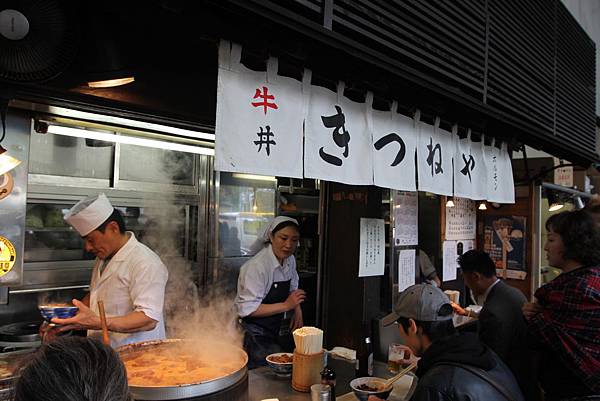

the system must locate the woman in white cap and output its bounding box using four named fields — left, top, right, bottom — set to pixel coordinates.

left=235, top=216, right=306, bottom=368
left=53, top=193, right=168, bottom=348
